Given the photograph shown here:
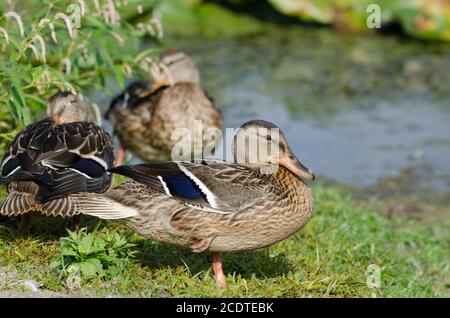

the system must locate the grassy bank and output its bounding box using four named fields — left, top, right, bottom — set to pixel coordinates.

left=0, top=183, right=448, bottom=297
